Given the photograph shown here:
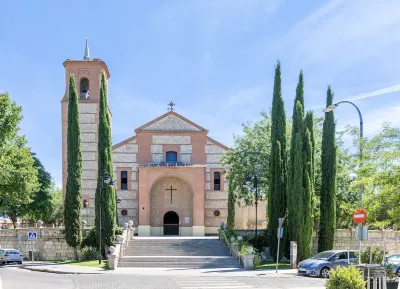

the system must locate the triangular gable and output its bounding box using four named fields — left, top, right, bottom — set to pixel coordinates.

left=206, top=136, right=230, bottom=151
left=135, top=111, right=208, bottom=132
